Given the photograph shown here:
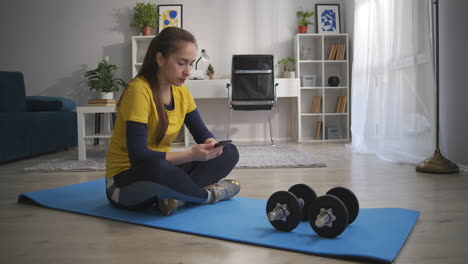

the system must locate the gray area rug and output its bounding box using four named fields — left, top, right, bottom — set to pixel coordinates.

left=24, top=144, right=326, bottom=172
